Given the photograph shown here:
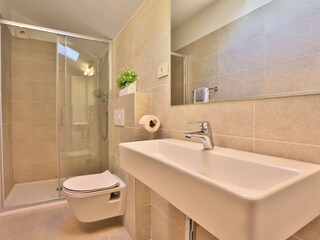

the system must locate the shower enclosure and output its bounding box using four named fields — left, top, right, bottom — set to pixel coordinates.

left=0, top=20, right=111, bottom=209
